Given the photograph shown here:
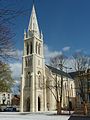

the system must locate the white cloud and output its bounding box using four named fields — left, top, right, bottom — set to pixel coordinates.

left=10, top=46, right=62, bottom=80
left=9, top=49, right=23, bottom=80
left=16, top=49, right=23, bottom=61
left=44, top=45, right=75, bottom=72
left=75, top=49, right=82, bottom=53
left=10, top=62, right=22, bottom=79
left=62, top=46, right=70, bottom=52
left=44, top=44, right=62, bottom=63
left=10, top=46, right=74, bottom=83
left=8, top=49, right=23, bottom=94
left=10, top=61, right=22, bottom=94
